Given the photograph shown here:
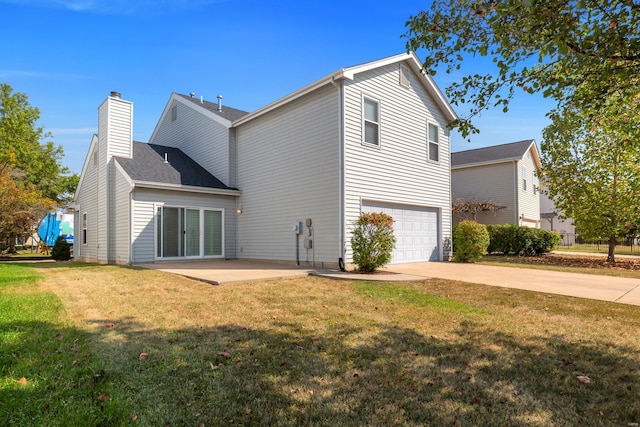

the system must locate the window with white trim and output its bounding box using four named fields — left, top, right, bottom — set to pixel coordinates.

left=82, top=213, right=87, bottom=245
left=171, top=105, right=177, bottom=122
left=533, top=174, right=538, bottom=194
left=522, top=166, right=527, bottom=191
left=362, top=97, right=380, bottom=146
left=427, top=122, right=439, bottom=162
